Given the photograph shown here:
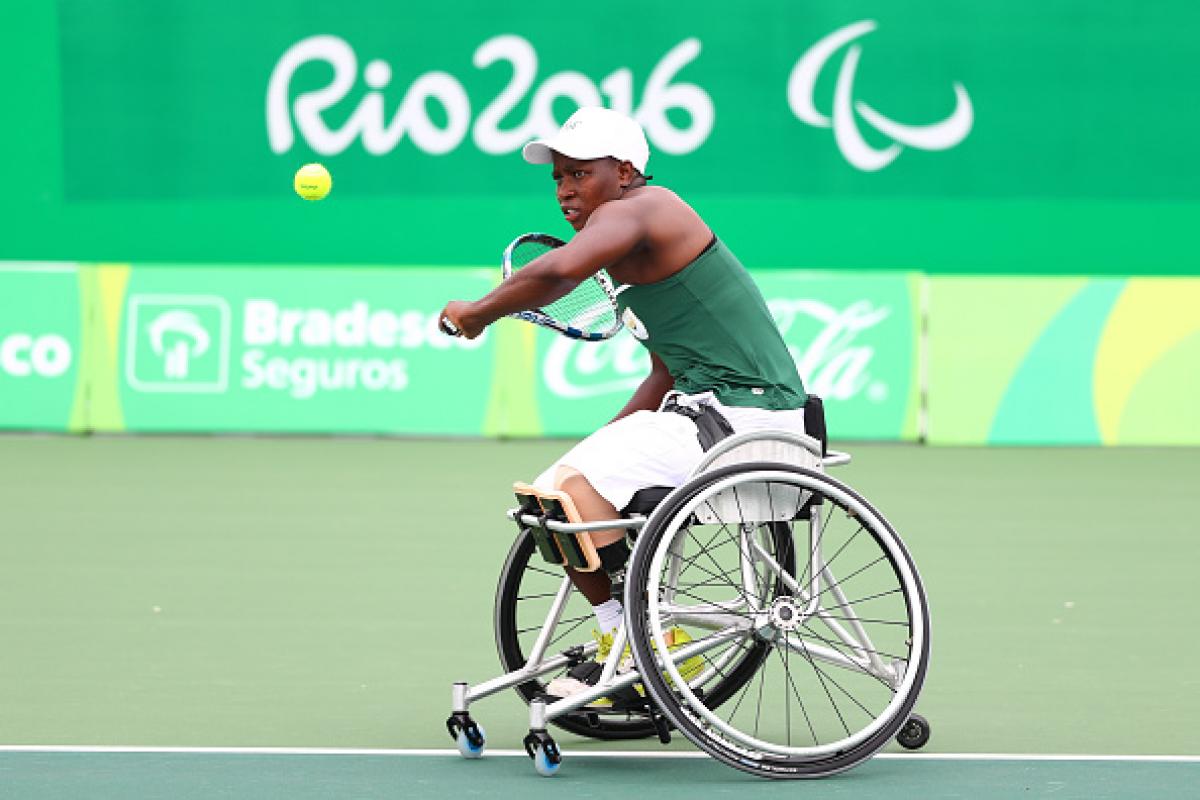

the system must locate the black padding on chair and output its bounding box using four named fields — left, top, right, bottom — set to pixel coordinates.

left=621, top=486, right=672, bottom=516
left=804, top=394, right=828, bottom=456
